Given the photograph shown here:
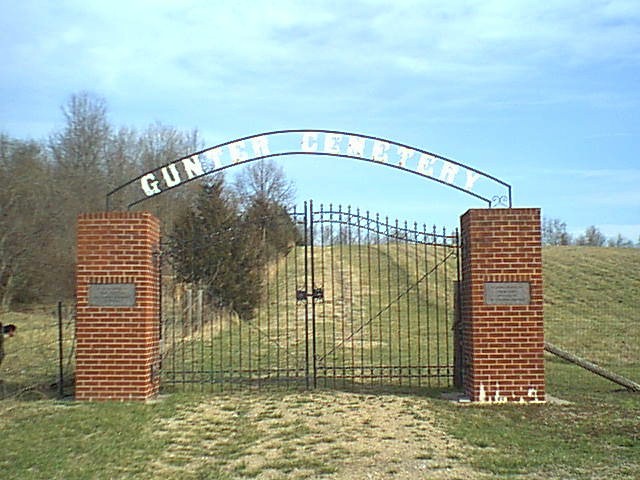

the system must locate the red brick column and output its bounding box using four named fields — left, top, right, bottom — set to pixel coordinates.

left=76, top=212, right=161, bottom=401
left=460, top=208, right=545, bottom=403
